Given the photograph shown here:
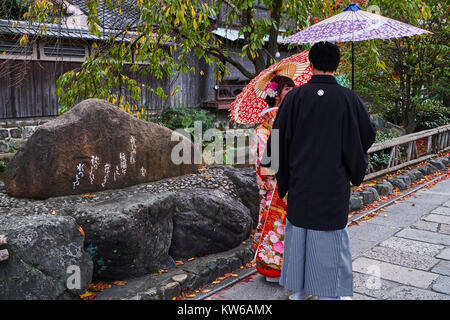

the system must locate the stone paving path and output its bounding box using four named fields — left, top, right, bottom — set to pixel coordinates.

left=207, top=177, right=450, bottom=300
